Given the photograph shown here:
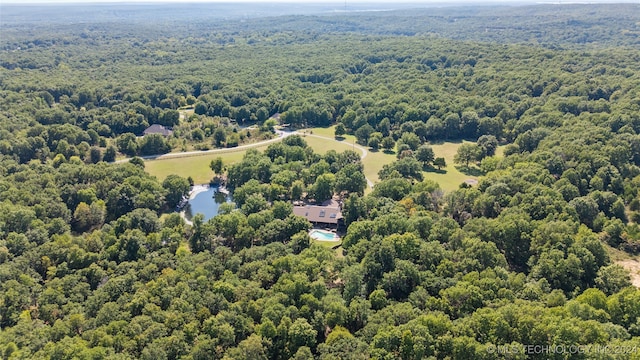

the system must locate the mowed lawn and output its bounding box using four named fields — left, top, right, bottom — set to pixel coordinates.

left=423, top=141, right=471, bottom=192
left=307, top=126, right=477, bottom=192
left=421, top=142, right=506, bottom=192
left=145, top=145, right=270, bottom=184
left=302, top=135, right=356, bottom=155
left=305, top=127, right=395, bottom=184
left=146, top=125, right=501, bottom=193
